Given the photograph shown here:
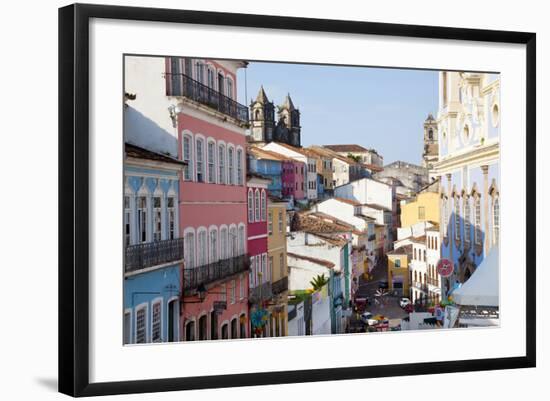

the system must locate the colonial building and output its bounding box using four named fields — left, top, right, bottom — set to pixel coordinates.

left=422, top=114, right=439, bottom=169
left=374, top=160, right=430, bottom=195
left=308, top=145, right=363, bottom=188
left=249, top=87, right=301, bottom=147
left=334, top=177, right=394, bottom=248
left=287, top=253, right=334, bottom=335
left=288, top=213, right=354, bottom=334
left=323, top=144, right=383, bottom=167
left=247, top=174, right=272, bottom=337
left=267, top=197, right=290, bottom=337
left=164, top=56, right=250, bottom=341
left=400, top=191, right=440, bottom=228
left=123, top=143, right=186, bottom=344
left=387, top=245, right=412, bottom=296
left=262, top=142, right=318, bottom=201
left=433, top=71, right=500, bottom=298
